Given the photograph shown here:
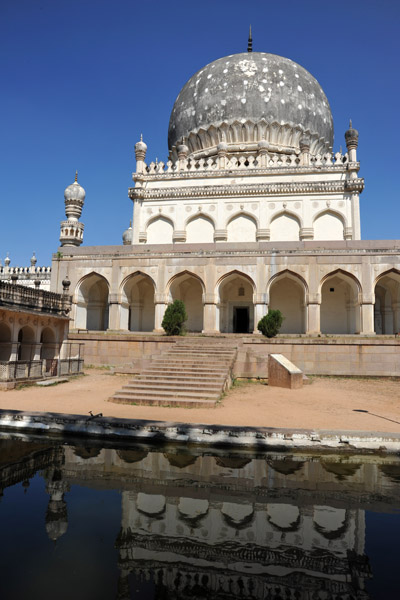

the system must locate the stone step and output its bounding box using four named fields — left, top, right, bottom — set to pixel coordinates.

left=140, top=369, right=227, bottom=377
left=113, top=387, right=220, bottom=400
left=110, top=394, right=217, bottom=408
left=110, top=339, right=237, bottom=408
left=149, top=358, right=232, bottom=366
left=136, top=374, right=225, bottom=383
left=123, top=380, right=224, bottom=391
left=168, top=348, right=237, bottom=353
